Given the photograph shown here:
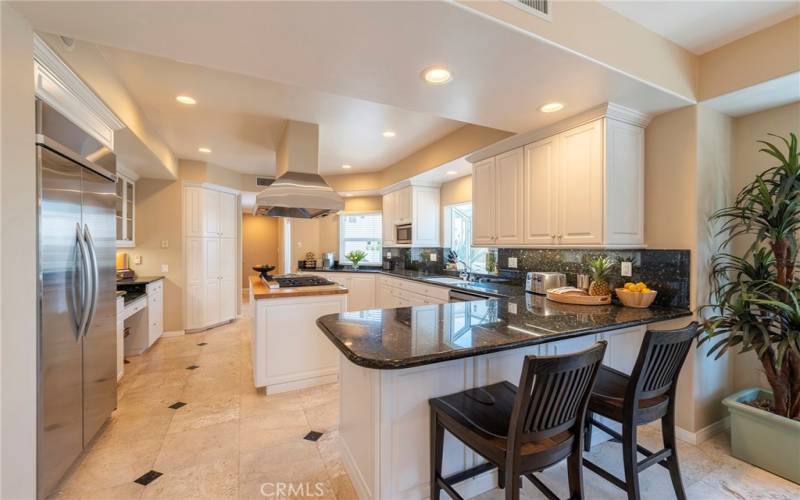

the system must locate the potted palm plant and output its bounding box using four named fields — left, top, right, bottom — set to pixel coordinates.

left=700, top=133, right=800, bottom=483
